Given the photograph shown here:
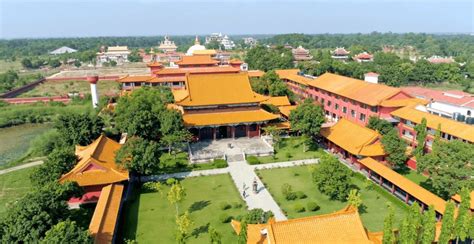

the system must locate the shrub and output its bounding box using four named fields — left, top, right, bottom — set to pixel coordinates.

left=281, top=183, right=293, bottom=196
left=285, top=192, right=297, bottom=201
left=219, top=202, right=231, bottom=210
left=166, top=178, right=176, bottom=185
left=285, top=152, right=292, bottom=159
left=246, top=156, right=260, bottom=165
left=219, top=214, right=232, bottom=223
left=243, top=209, right=274, bottom=224
left=307, top=201, right=320, bottom=212
left=213, top=159, right=228, bottom=168
left=232, top=202, right=243, bottom=209
left=295, top=191, right=307, bottom=199
left=293, top=203, right=305, bottom=212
